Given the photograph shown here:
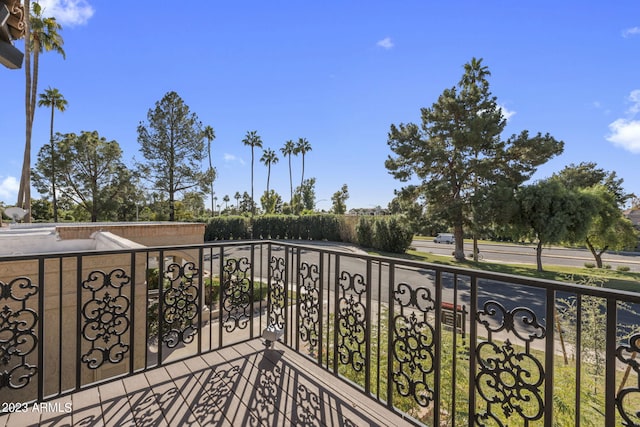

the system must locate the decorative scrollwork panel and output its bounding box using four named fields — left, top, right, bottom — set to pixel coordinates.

left=162, top=262, right=199, bottom=348
left=81, top=268, right=131, bottom=369
left=337, top=271, right=367, bottom=373
left=221, top=257, right=252, bottom=333
left=475, top=301, right=546, bottom=424
left=616, top=333, right=640, bottom=427
left=0, top=277, right=39, bottom=390
left=392, top=283, right=435, bottom=407
left=268, top=256, right=286, bottom=329
left=299, top=262, right=320, bottom=348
